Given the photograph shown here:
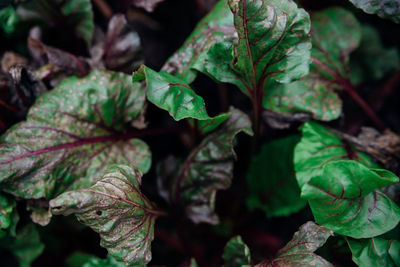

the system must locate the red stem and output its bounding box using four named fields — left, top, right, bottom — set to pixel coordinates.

left=312, top=57, right=386, bottom=130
